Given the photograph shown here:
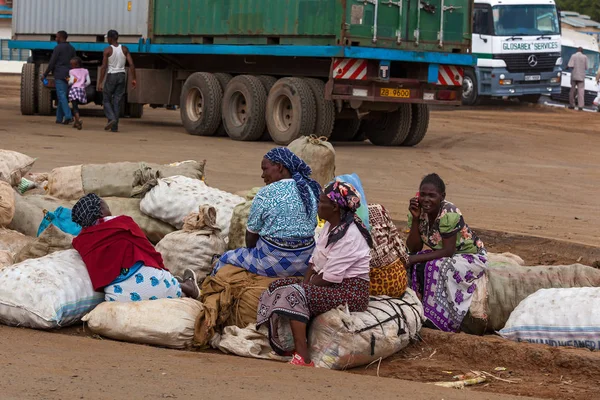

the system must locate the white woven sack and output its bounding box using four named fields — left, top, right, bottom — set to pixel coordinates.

left=0, top=250, right=12, bottom=269
left=0, top=249, right=104, bottom=329
left=308, top=289, right=424, bottom=369
left=82, top=298, right=203, bottom=349
left=140, top=176, right=244, bottom=238
left=500, top=287, right=600, bottom=350
left=0, top=150, right=36, bottom=186
left=210, top=324, right=289, bottom=361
